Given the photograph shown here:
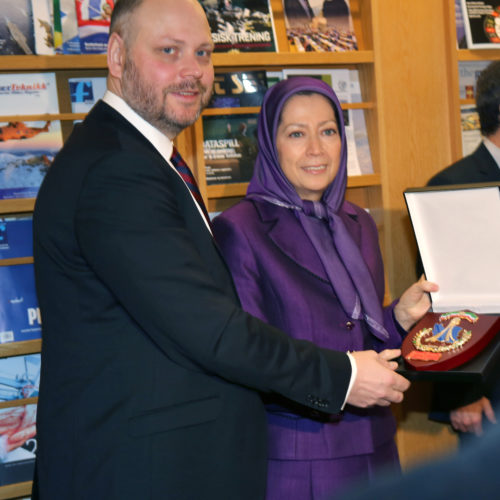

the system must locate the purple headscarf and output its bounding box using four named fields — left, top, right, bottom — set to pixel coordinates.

left=247, top=76, right=388, bottom=340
